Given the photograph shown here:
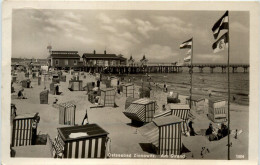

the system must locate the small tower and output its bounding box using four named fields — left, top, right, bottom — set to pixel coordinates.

left=47, top=44, right=52, bottom=67
left=140, top=54, right=148, bottom=66
left=128, top=55, right=135, bottom=66
left=47, top=45, right=52, bottom=55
